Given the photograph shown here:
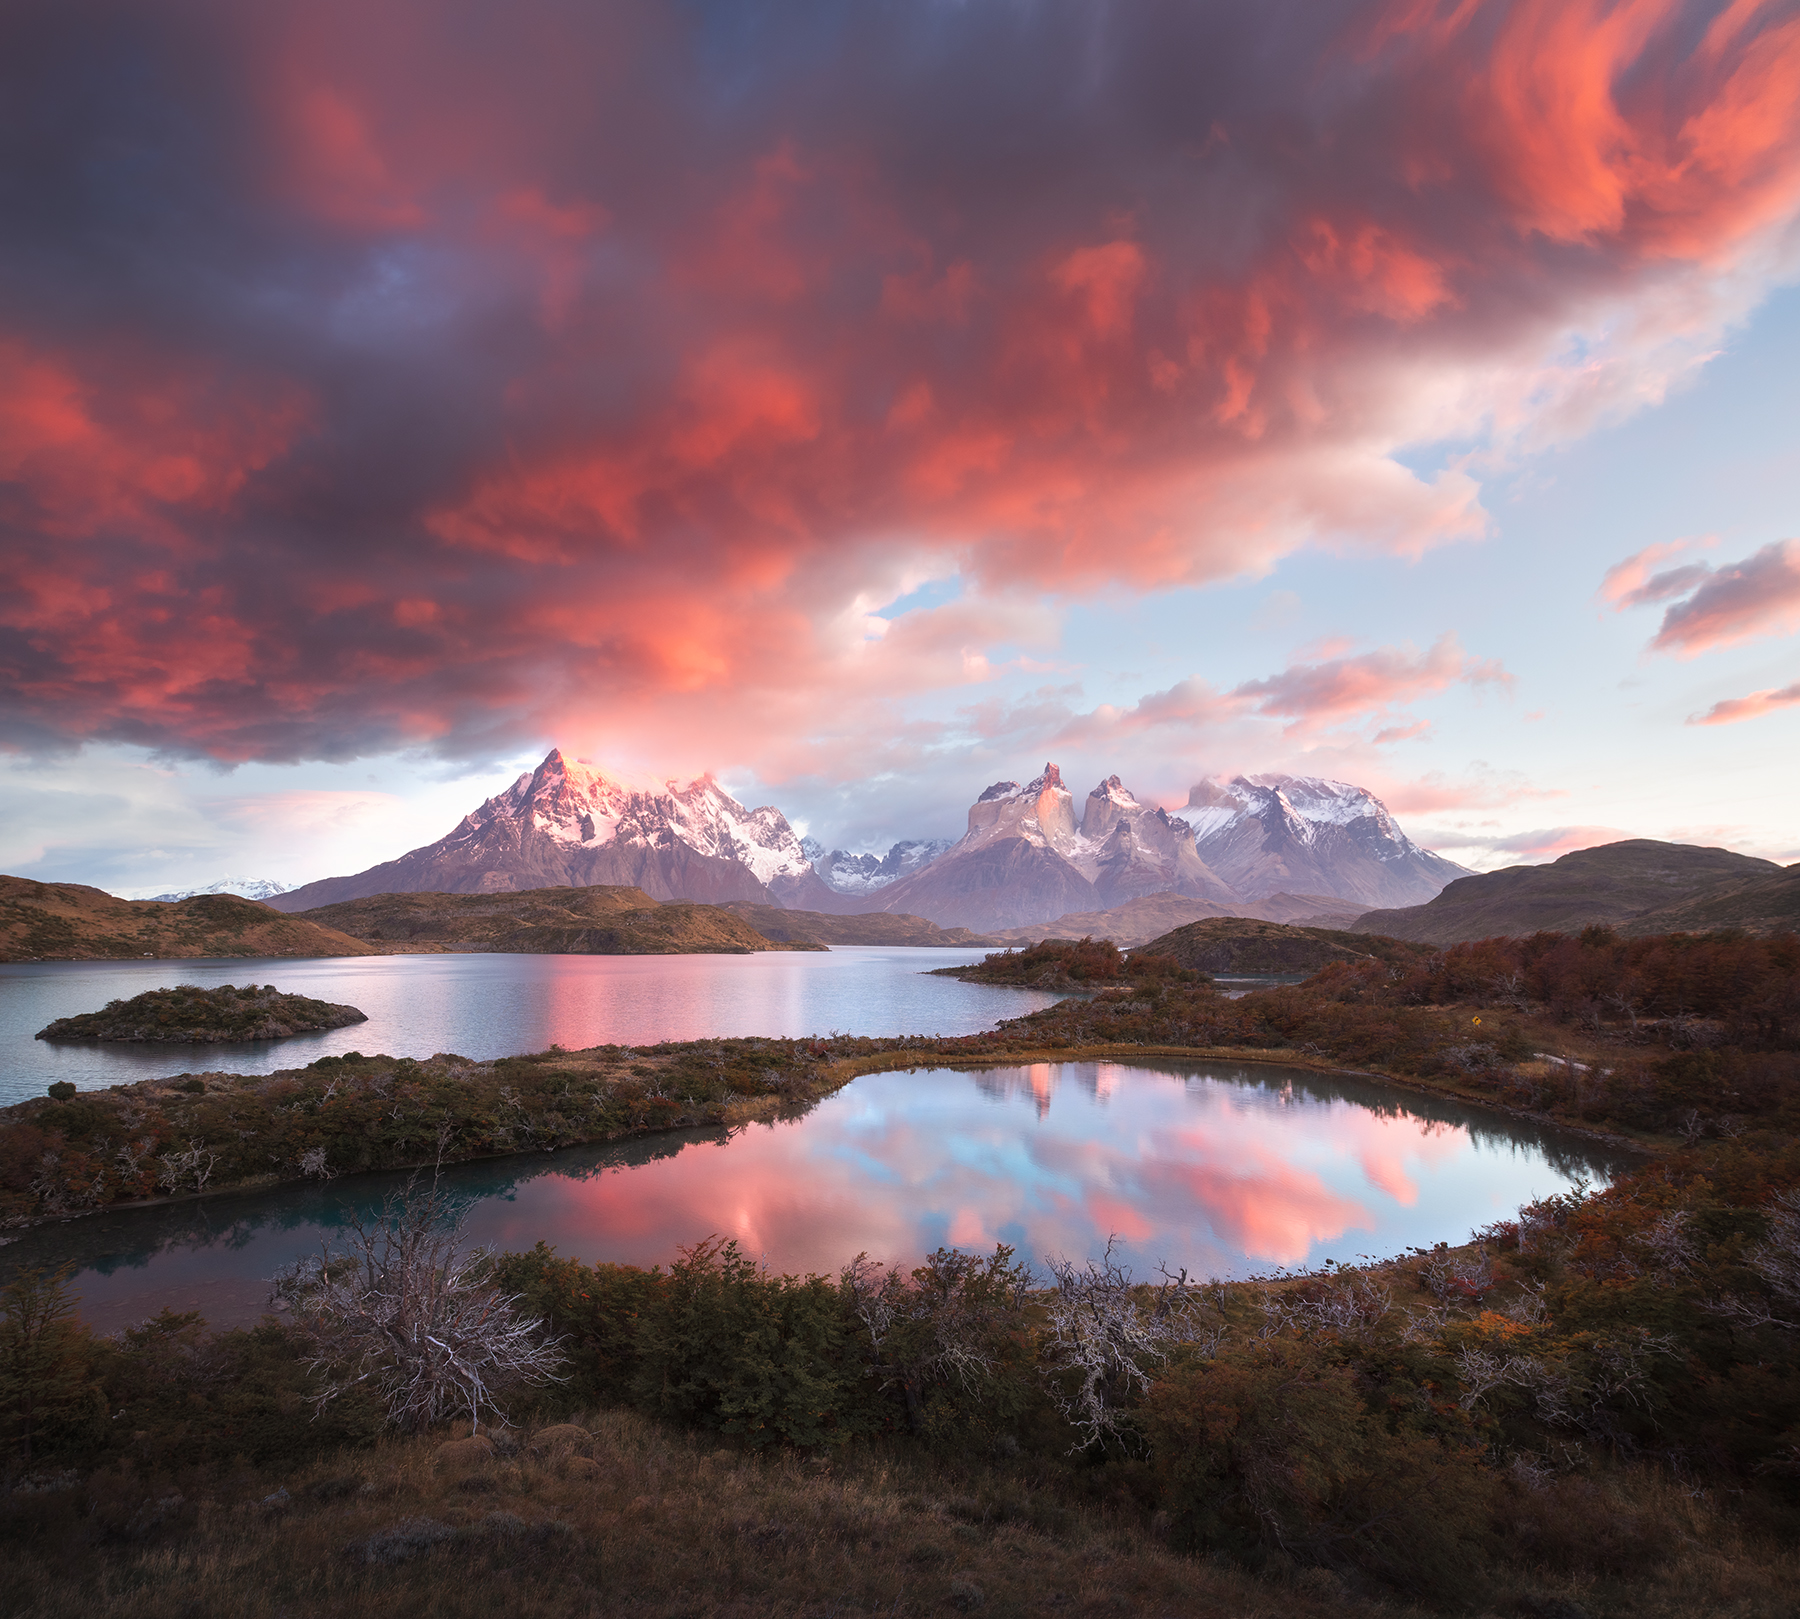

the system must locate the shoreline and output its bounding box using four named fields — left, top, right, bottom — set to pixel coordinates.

left=1, top=1034, right=1655, bottom=1242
